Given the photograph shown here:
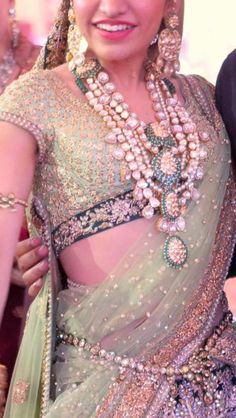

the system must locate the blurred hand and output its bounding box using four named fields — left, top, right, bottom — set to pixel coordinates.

left=0, top=365, right=7, bottom=418
left=15, top=237, right=49, bottom=298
